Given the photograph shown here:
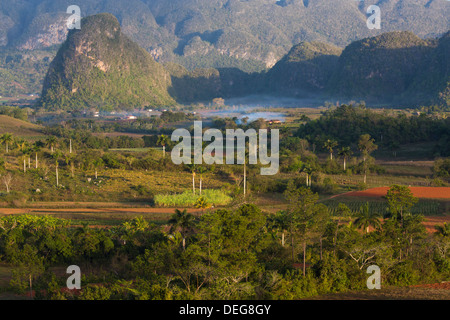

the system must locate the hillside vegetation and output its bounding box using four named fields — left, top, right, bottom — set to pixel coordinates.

left=38, top=13, right=175, bottom=111
left=0, top=0, right=448, bottom=70
left=167, top=31, right=450, bottom=107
